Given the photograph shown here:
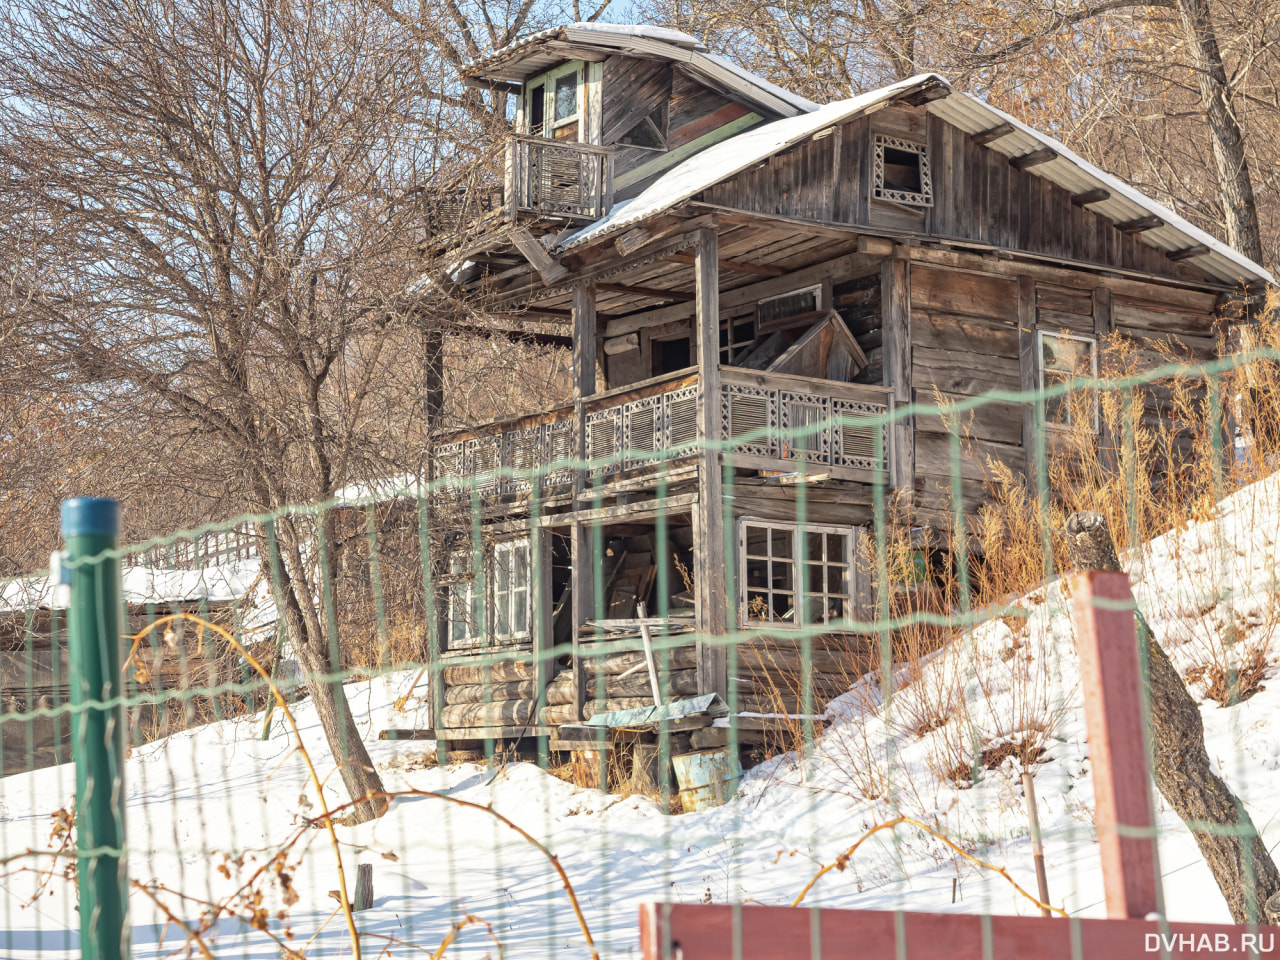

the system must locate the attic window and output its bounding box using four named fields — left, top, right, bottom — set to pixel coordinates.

left=619, top=105, right=668, bottom=150
left=873, top=134, right=933, bottom=207
left=758, top=285, right=822, bottom=328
